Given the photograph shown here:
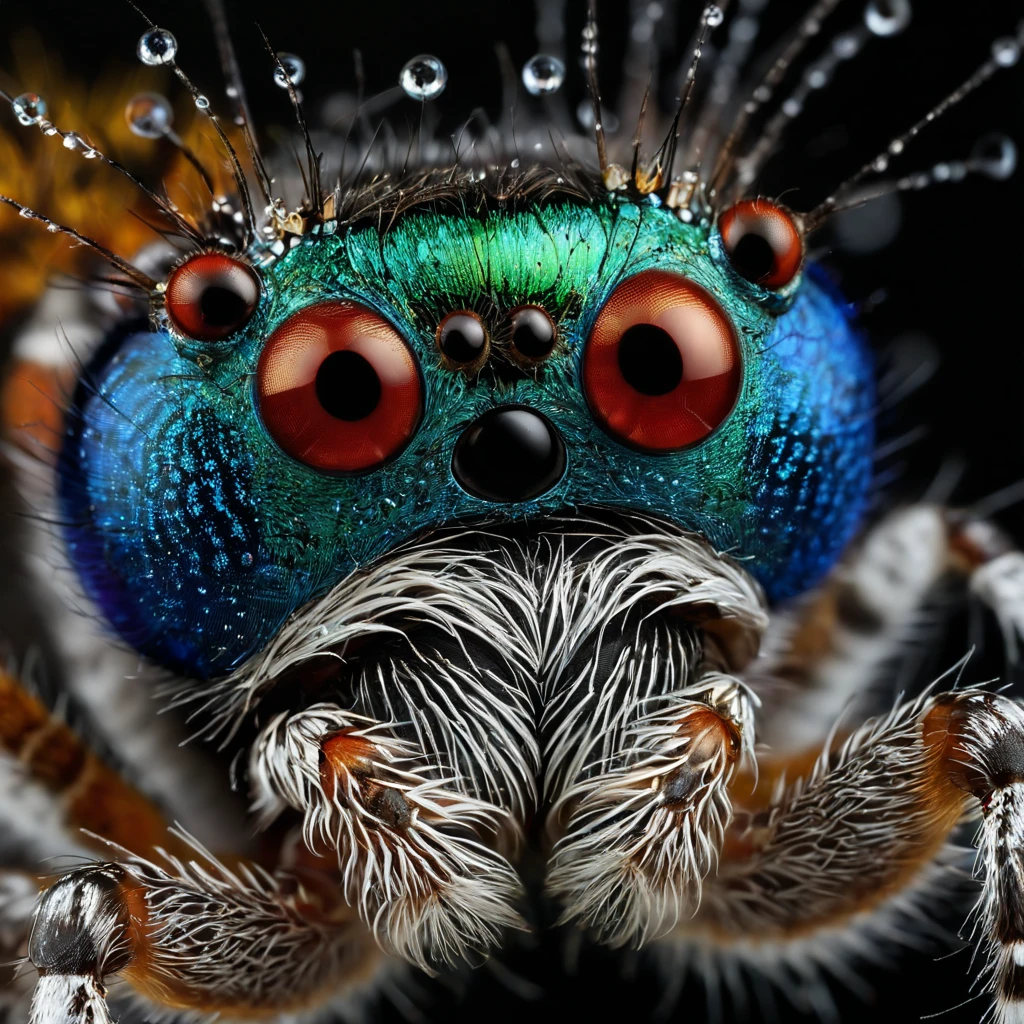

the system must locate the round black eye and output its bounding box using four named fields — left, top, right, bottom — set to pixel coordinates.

left=165, top=252, right=261, bottom=341
left=438, top=311, right=488, bottom=366
left=510, top=305, right=556, bottom=361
